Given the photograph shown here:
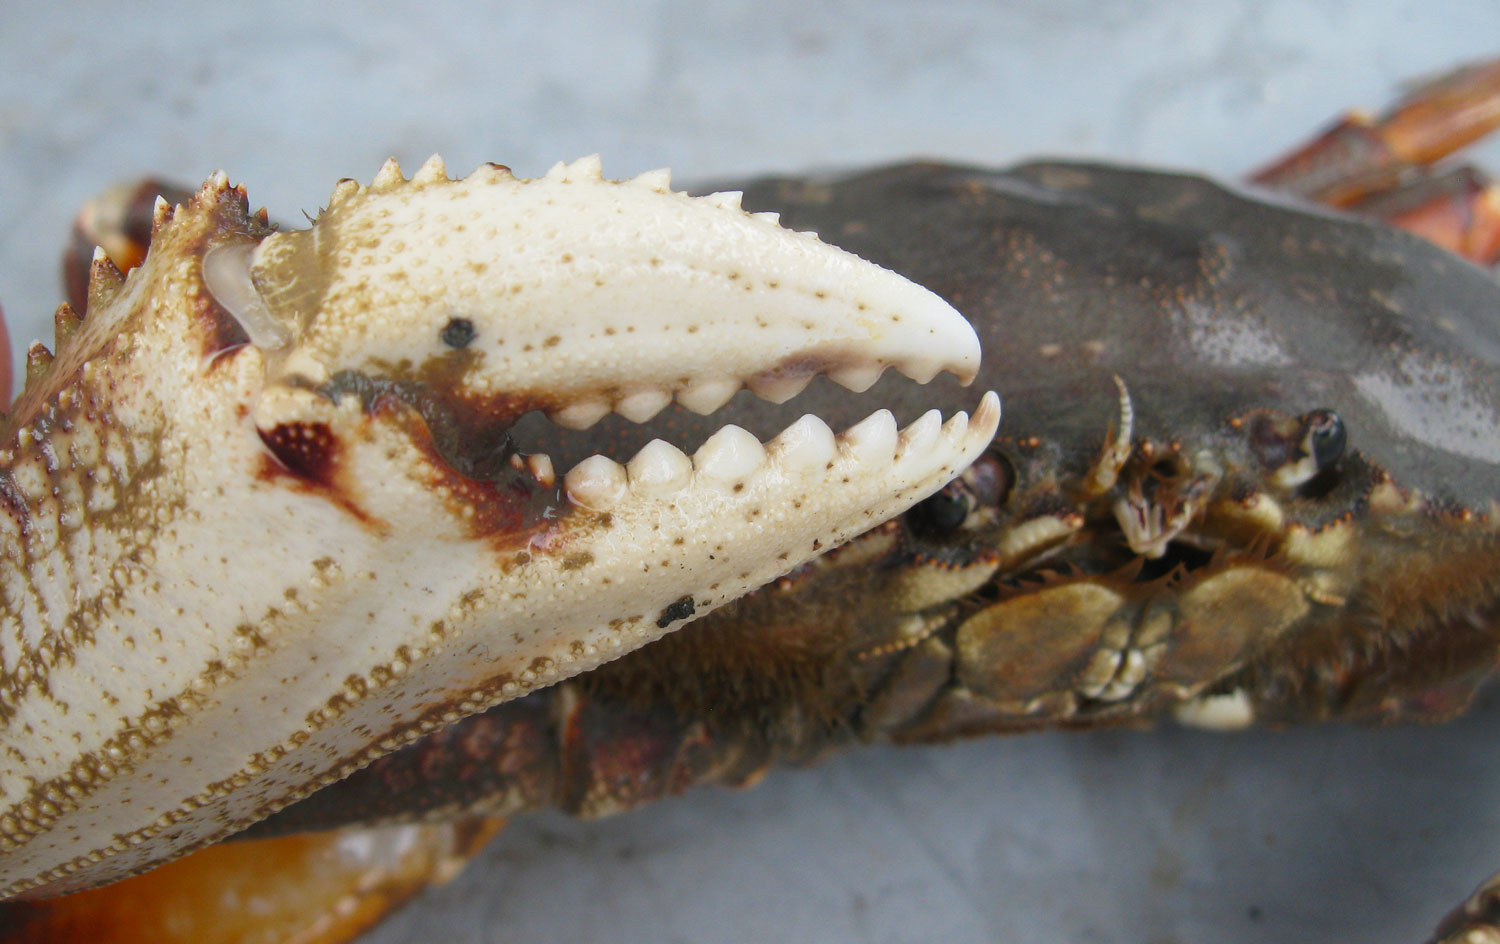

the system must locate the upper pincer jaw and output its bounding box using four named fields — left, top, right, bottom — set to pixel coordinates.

left=209, top=151, right=1000, bottom=653
left=207, top=153, right=996, bottom=511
